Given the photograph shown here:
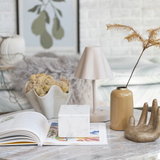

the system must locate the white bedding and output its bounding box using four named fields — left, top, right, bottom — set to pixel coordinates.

left=101, top=56, right=160, bottom=86
left=1, top=56, right=160, bottom=111
left=108, top=56, right=160, bottom=77
left=99, top=56, right=160, bottom=108
left=99, top=84, right=160, bottom=108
